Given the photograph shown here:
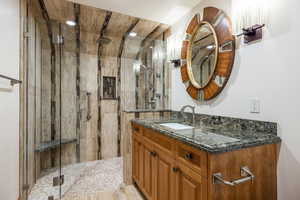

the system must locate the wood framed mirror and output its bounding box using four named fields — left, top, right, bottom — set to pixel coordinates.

left=181, top=7, right=235, bottom=101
